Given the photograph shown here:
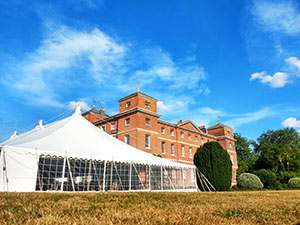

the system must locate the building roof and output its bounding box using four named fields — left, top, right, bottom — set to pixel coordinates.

left=118, top=91, right=158, bottom=102
left=82, top=106, right=109, bottom=118
left=207, top=122, right=232, bottom=130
